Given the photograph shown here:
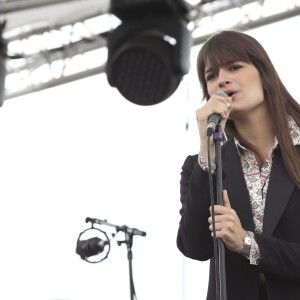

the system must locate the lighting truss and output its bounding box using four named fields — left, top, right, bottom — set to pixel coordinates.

left=3, top=0, right=300, bottom=101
